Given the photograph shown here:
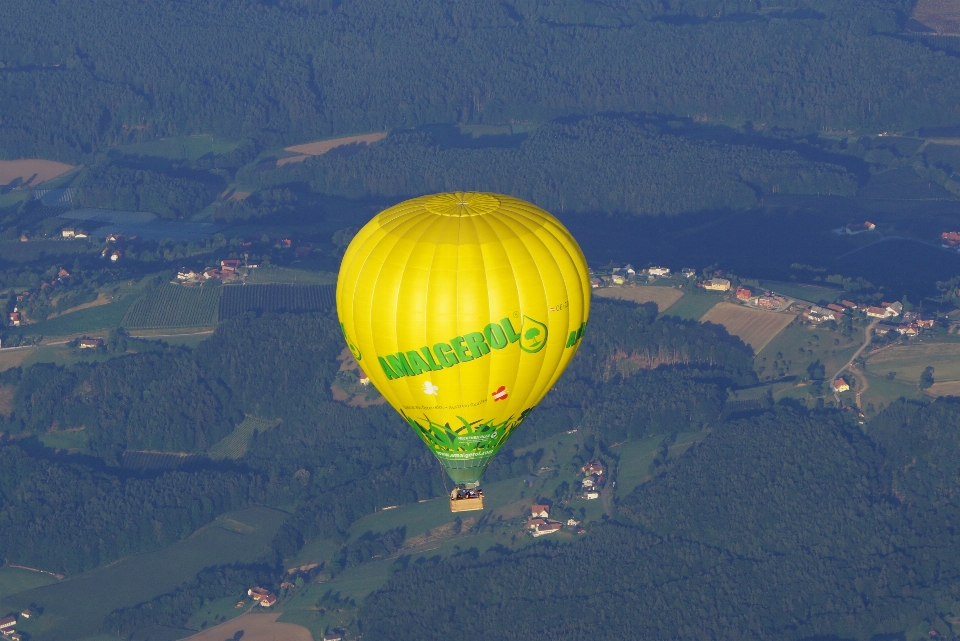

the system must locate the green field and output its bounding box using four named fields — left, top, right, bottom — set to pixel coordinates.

left=2, top=506, right=289, bottom=641
left=758, top=280, right=843, bottom=304
left=0, top=239, right=90, bottom=263
left=859, top=370, right=923, bottom=415
left=116, top=134, right=241, bottom=160
left=612, top=431, right=708, bottom=495
left=865, top=341, right=960, bottom=384
left=207, top=416, right=281, bottom=460
left=755, top=319, right=862, bottom=383
left=19, top=297, right=136, bottom=337
left=658, top=290, right=722, bottom=320
left=246, top=266, right=337, bottom=285
left=123, top=284, right=221, bottom=329
left=0, top=566, right=59, bottom=601
left=36, top=429, right=88, bottom=451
